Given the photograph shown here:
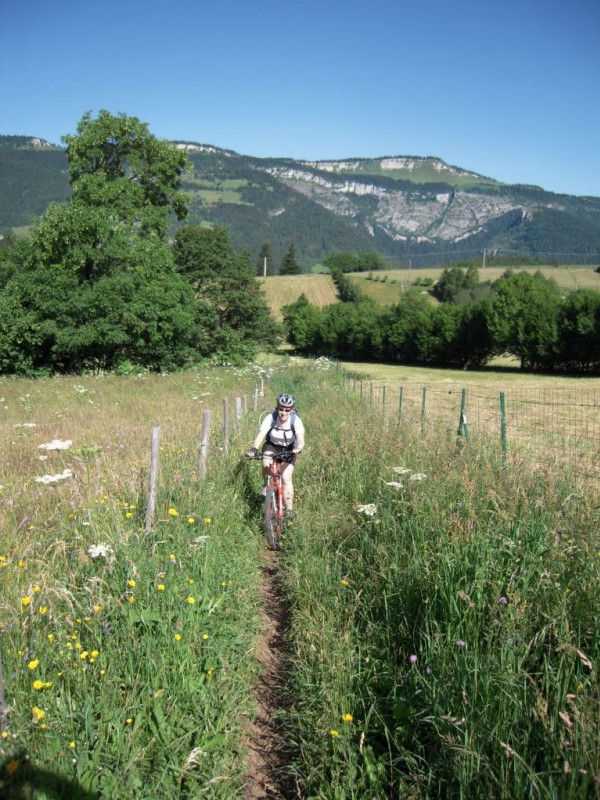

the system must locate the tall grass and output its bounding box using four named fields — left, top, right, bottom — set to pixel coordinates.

left=277, top=370, right=599, bottom=799
left=1, top=362, right=598, bottom=798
